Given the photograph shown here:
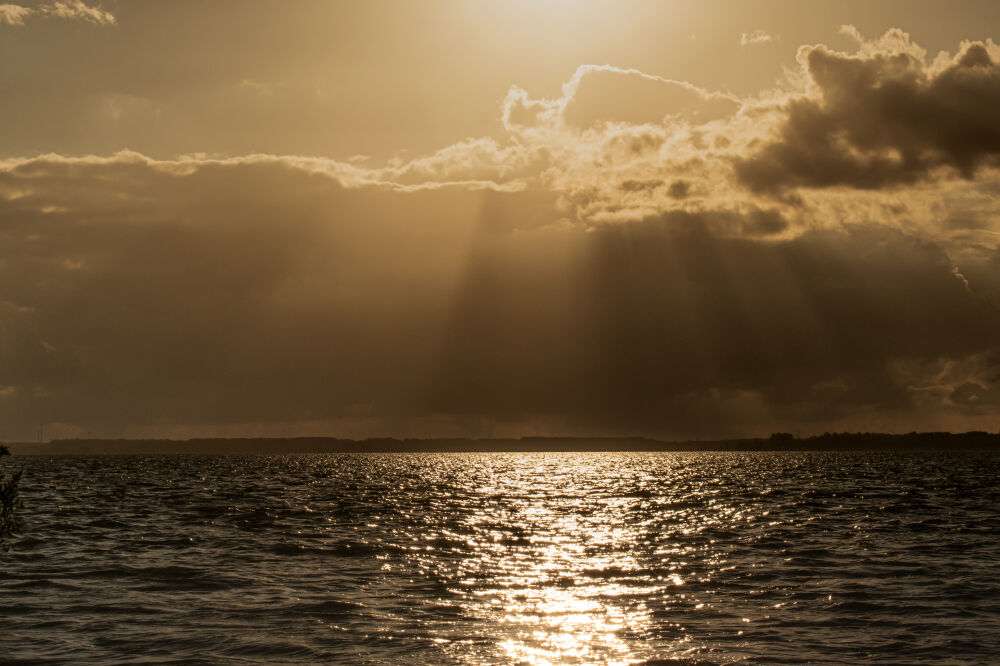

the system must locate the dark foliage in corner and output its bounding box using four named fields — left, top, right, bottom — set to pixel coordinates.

left=0, top=444, right=24, bottom=554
